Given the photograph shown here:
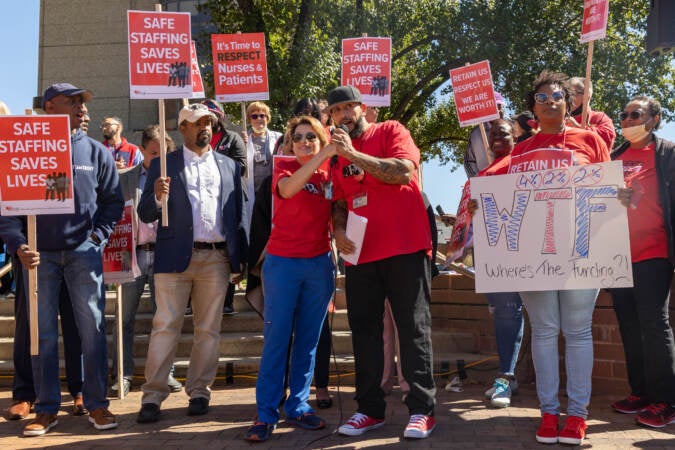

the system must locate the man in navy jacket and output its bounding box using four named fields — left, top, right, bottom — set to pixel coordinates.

left=0, top=83, right=123, bottom=436
left=136, top=104, right=247, bottom=423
